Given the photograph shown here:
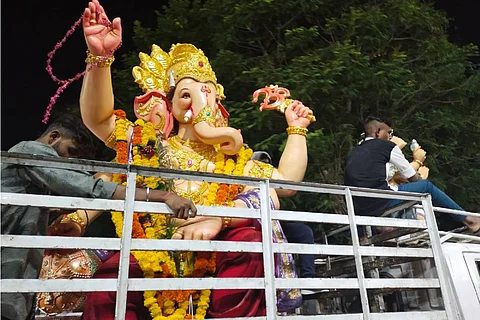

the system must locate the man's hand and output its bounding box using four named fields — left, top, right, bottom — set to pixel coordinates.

left=418, top=166, right=430, bottom=180
left=390, top=136, right=407, bottom=149
left=165, top=194, right=197, bottom=220
left=413, top=146, right=426, bottom=163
